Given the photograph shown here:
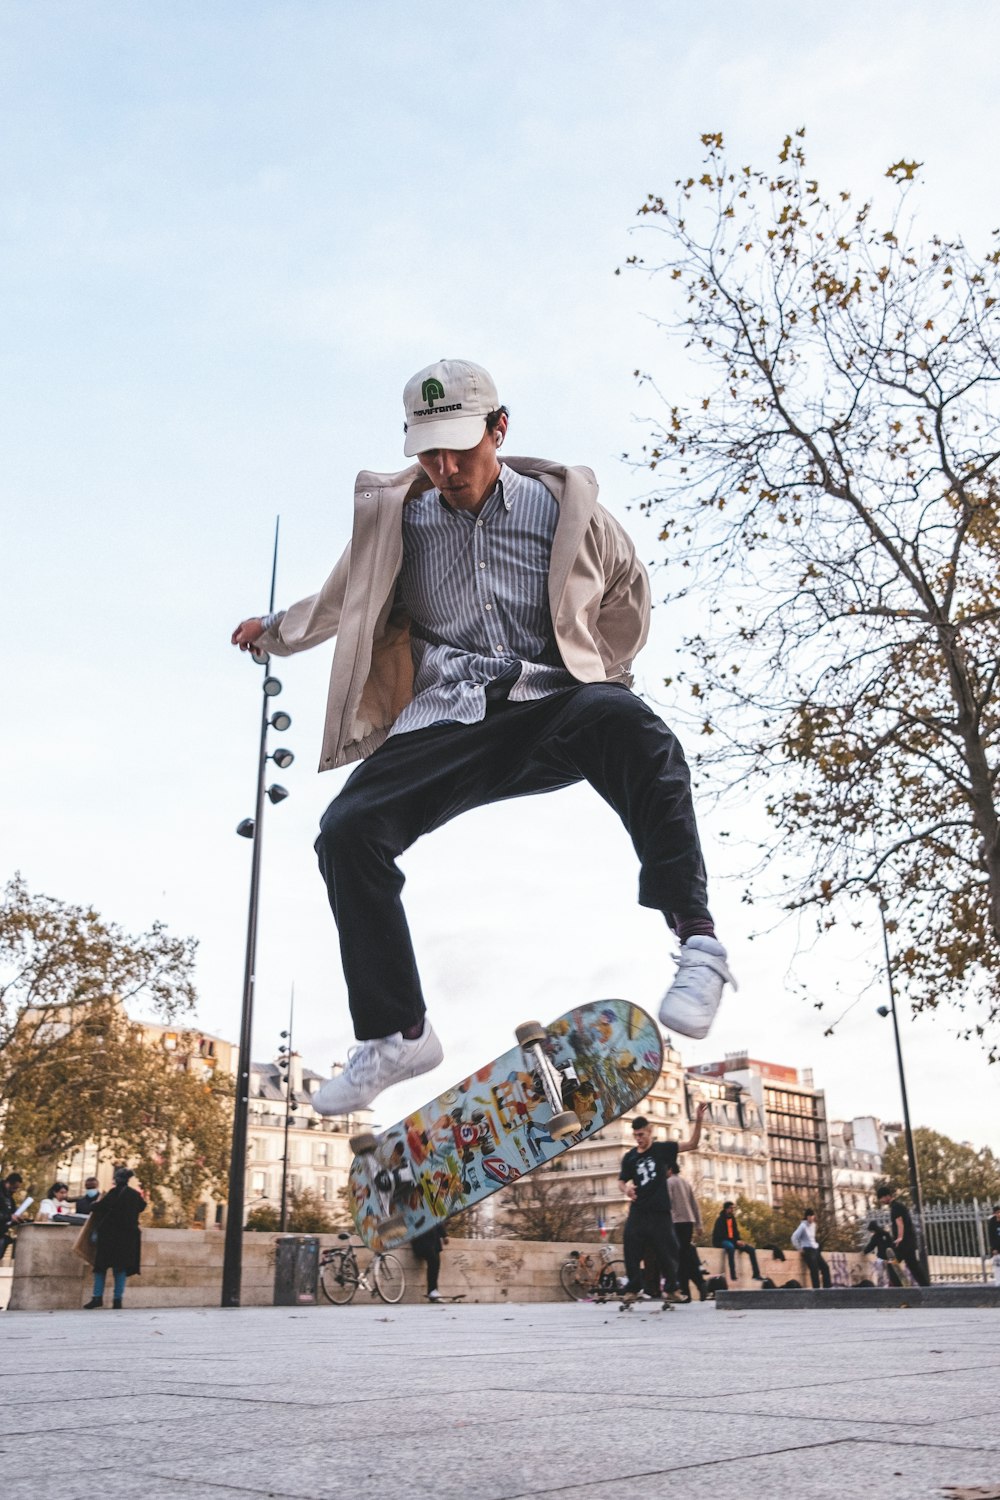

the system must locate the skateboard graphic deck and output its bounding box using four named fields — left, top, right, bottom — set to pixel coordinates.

left=348, top=999, right=663, bottom=1250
